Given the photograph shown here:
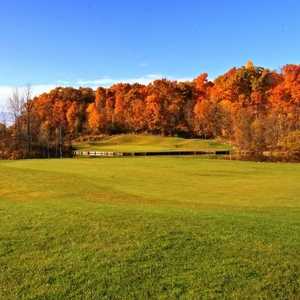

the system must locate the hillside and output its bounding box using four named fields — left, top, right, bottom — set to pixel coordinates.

left=72, top=134, right=231, bottom=152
